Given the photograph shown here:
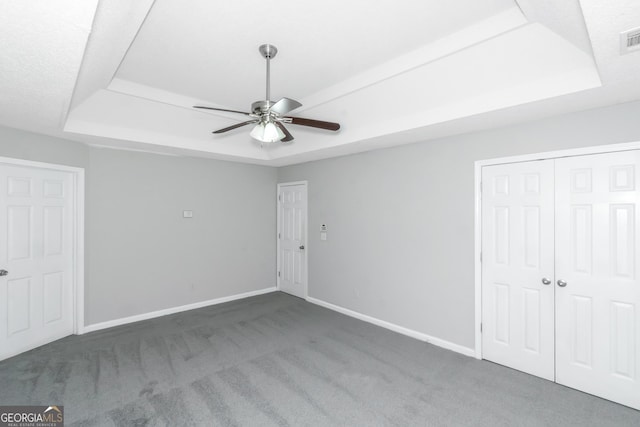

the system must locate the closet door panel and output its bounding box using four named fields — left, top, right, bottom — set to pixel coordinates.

left=482, top=160, right=555, bottom=380
left=555, top=150, right=640, bottom=410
